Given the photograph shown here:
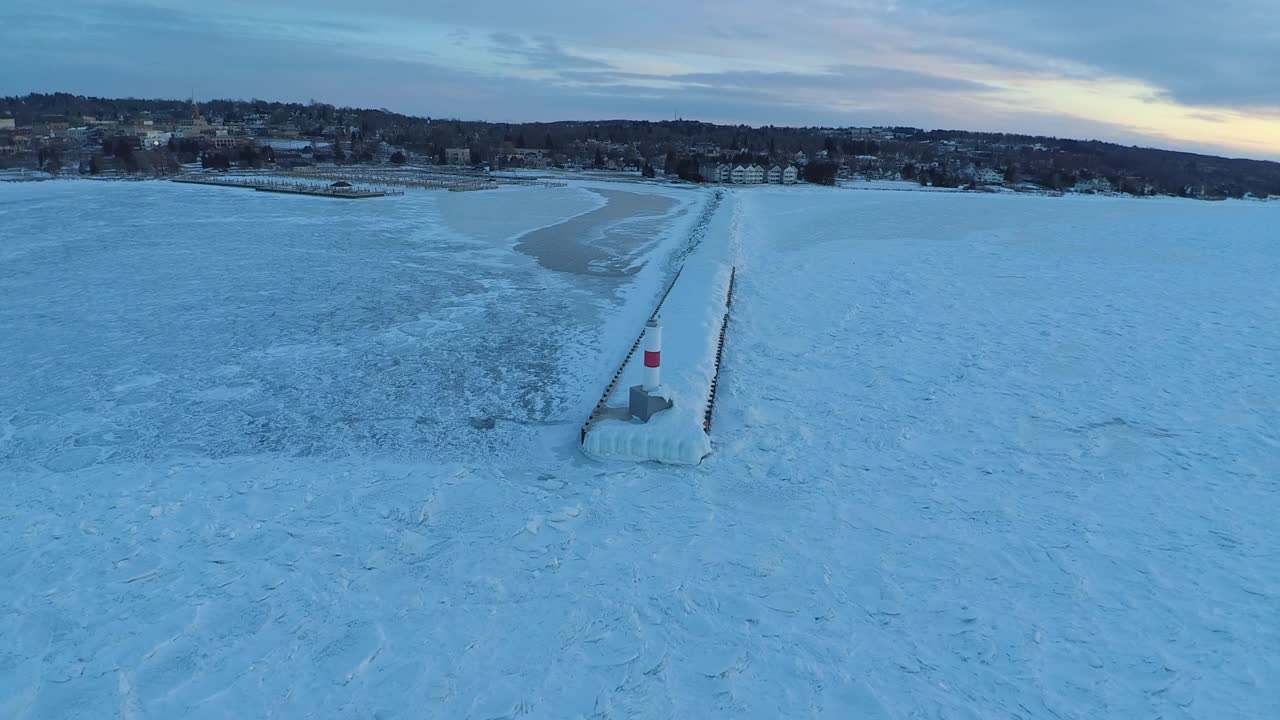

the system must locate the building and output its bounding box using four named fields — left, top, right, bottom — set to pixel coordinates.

left=728, top=164, right=767, bottom=184
left=767, top=165, right=783, bottom=183
left=1073, top=177, right=1113, bottom=194
left=959, top=163, right=1004, bottom=185
left=700, top=163, right=731, bottom=183
left=174, top=101, right=212, bottom=138
left=142, top=130, right=172, bottom=149
left=0, top=118, right=15, bottom=131
left=243, top=114, right=269, bottom=132
left=445, top=147, right=471, bottom=165
left=503, top=147, right=548, bottom=168
left=206, top=136, right=247, bottom=150
left=782, top=165, right=799, bottom=184
left=176, top=118, right=210, bottom=138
